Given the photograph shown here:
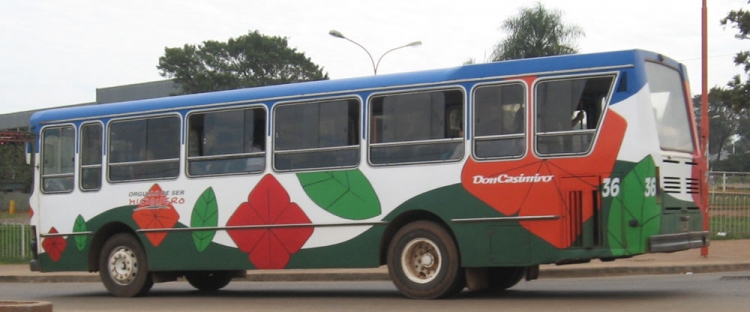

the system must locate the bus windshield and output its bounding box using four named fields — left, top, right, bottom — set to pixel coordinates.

left=645, top=62, right=695, bottom=153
